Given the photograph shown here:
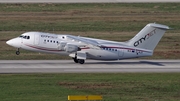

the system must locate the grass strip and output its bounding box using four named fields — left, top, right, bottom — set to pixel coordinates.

left=0, top=73, right=179, bottom=101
